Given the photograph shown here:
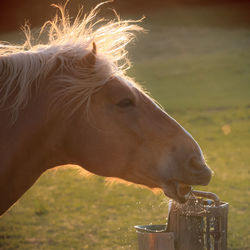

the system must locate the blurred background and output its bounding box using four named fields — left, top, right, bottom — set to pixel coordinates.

left=0, top=0, right=250, bottom=249
left=1, top=0, right=250, bottom=33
